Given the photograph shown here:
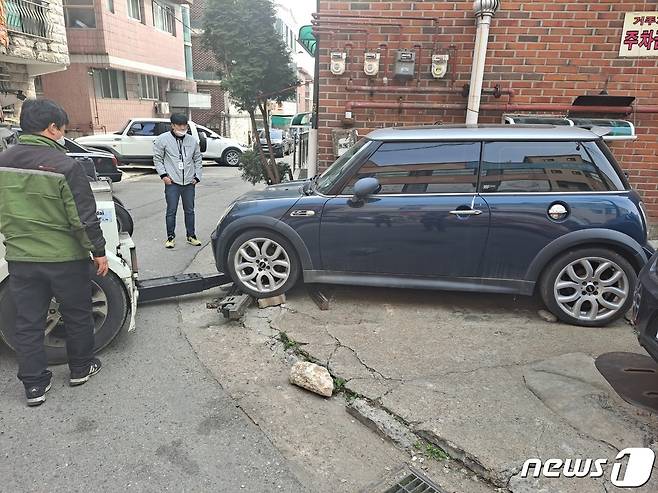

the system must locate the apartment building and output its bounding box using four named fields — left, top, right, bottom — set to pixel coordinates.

left=41, top=0, right=210, bottom=135
left=0, top=0, right=69, bottom=118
